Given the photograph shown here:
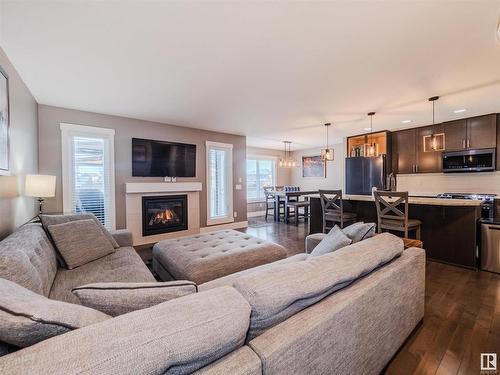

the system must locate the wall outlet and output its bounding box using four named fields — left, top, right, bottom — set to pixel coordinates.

left=235, top=184, right=242, bottom=190
left=233, top=211, right=238, bottom=218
